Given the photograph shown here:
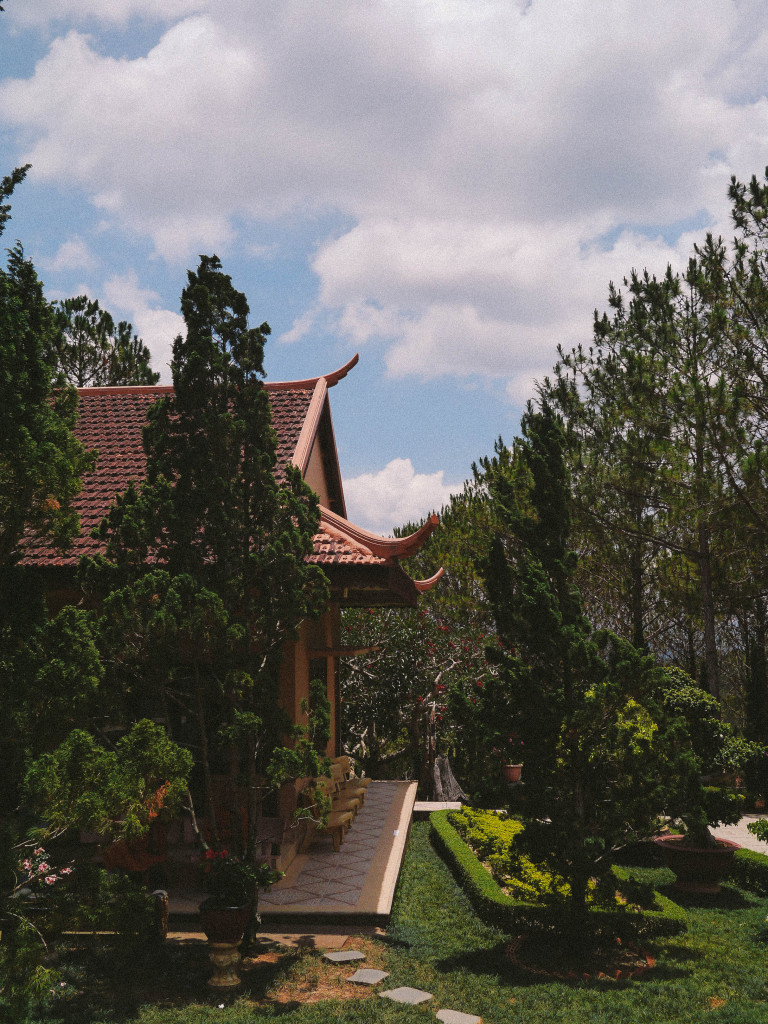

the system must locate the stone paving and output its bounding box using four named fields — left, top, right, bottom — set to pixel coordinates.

left=713, top=813, right=768, bottom=853
left=259, top=780, right=415, bottom=919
